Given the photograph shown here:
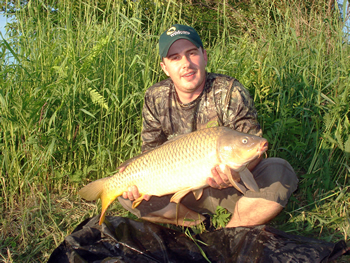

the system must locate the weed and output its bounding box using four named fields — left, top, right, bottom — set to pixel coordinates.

left=1, top=0, right=349, bottom=261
